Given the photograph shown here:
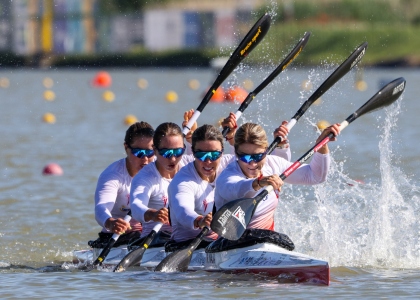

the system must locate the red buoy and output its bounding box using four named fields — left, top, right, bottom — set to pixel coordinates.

left=42, top=163, right=63, bottom=176
left=91, top=71, right=112, bottom=88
